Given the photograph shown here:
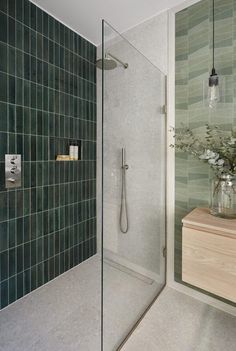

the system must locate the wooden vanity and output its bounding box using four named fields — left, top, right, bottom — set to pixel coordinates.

left=182, top=208, right=236, bottom=303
